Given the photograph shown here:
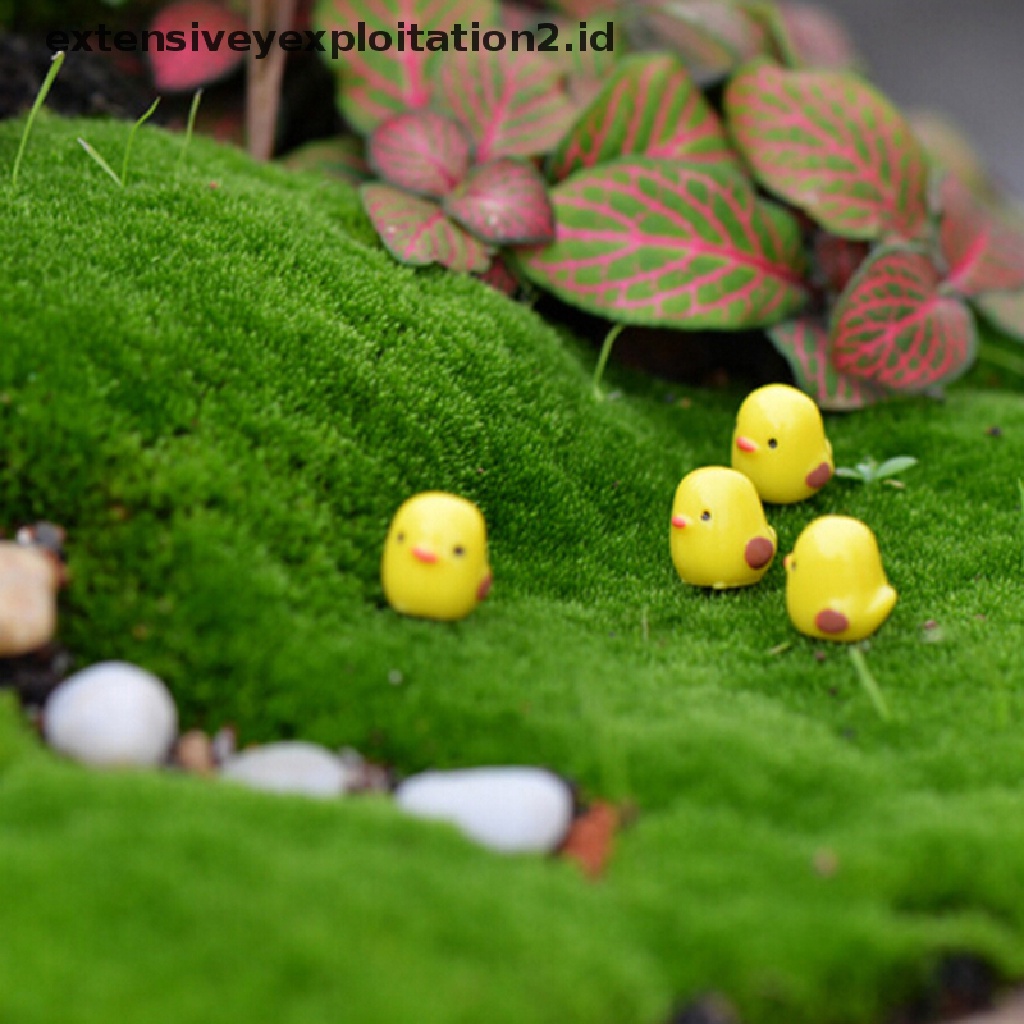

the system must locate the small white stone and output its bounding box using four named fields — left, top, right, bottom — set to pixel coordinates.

left=393, top=767, right=574, bottom=853
left=219, top=741, right=354, bottom=798
left=43, top=661, right=178, bottom=767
